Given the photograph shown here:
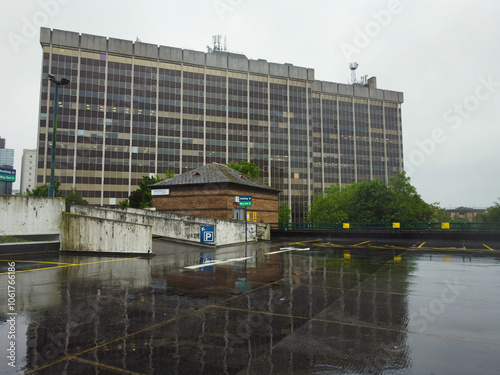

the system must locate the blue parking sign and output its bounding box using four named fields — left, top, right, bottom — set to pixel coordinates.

left=200, top=225, right=215, bottom=243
